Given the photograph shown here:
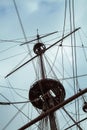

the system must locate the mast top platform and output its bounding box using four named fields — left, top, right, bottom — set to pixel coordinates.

left=29, top=78, right=65, bottom=110
left=33, top=42, right=46, bottom=55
